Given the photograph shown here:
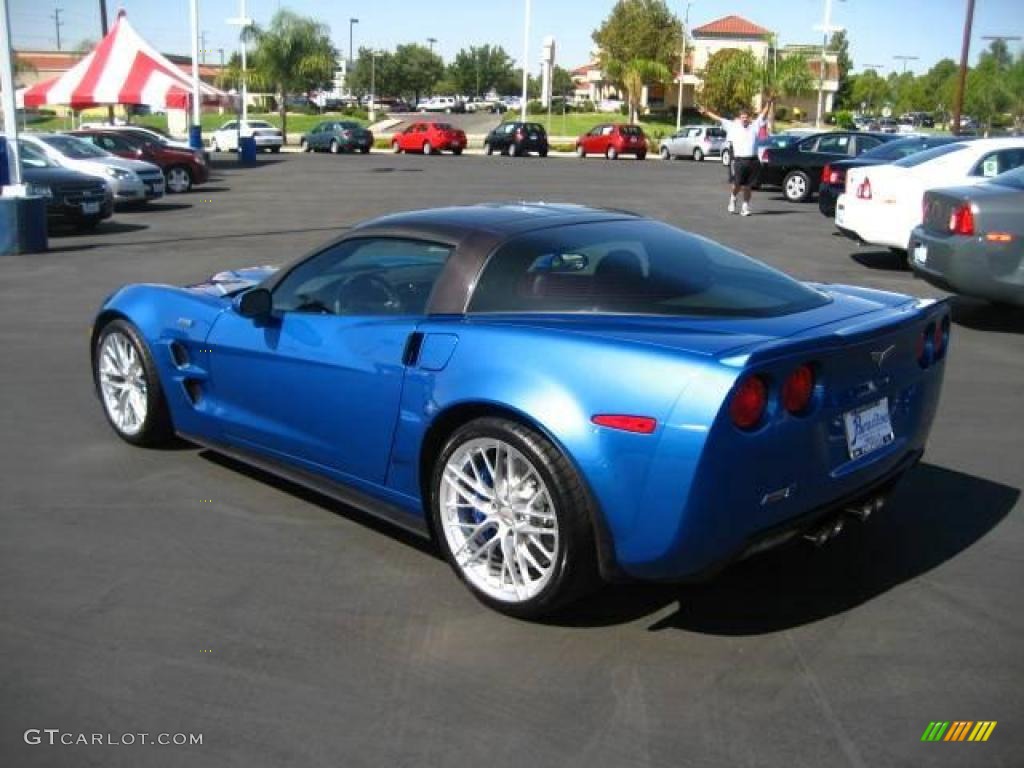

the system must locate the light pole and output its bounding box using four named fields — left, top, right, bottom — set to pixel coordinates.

left=1, top=0, right=24, bottom=187
left=813, top=0, right=844, bottom=128
left=226, top=0, right=252, bottom=122
left=893, top=55, right=919, bottom=74
left=427, top=37, right=436, bottom=53
left=189, top=0, right=202, bottom=148
left=675, top=0, right=693, bottom=130
left=369, top=49, right=381, bottom=121
left=349, top=18, right=358, bottom=63
left=520, top=0, right=531, bottom=121
left=951, top=0, right=976, bottom=136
